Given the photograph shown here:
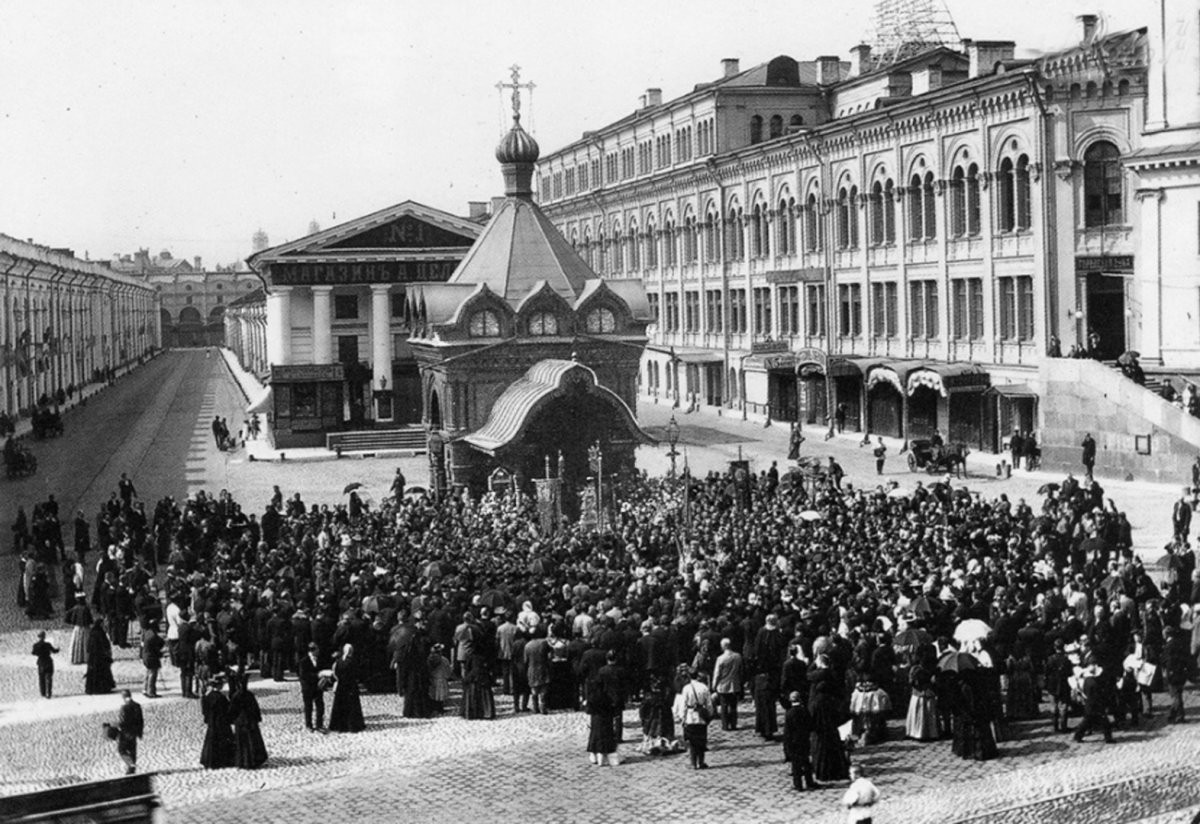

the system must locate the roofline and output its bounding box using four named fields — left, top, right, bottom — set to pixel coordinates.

left=0, top=234, right=153, bottom=291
